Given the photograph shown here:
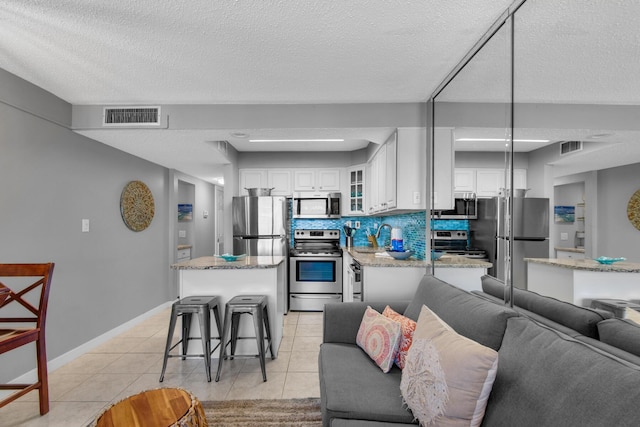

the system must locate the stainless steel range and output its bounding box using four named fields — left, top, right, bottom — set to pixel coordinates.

left=431, top=230, right=488, bottom=261
left=289, top=229, right=343, bottom=311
